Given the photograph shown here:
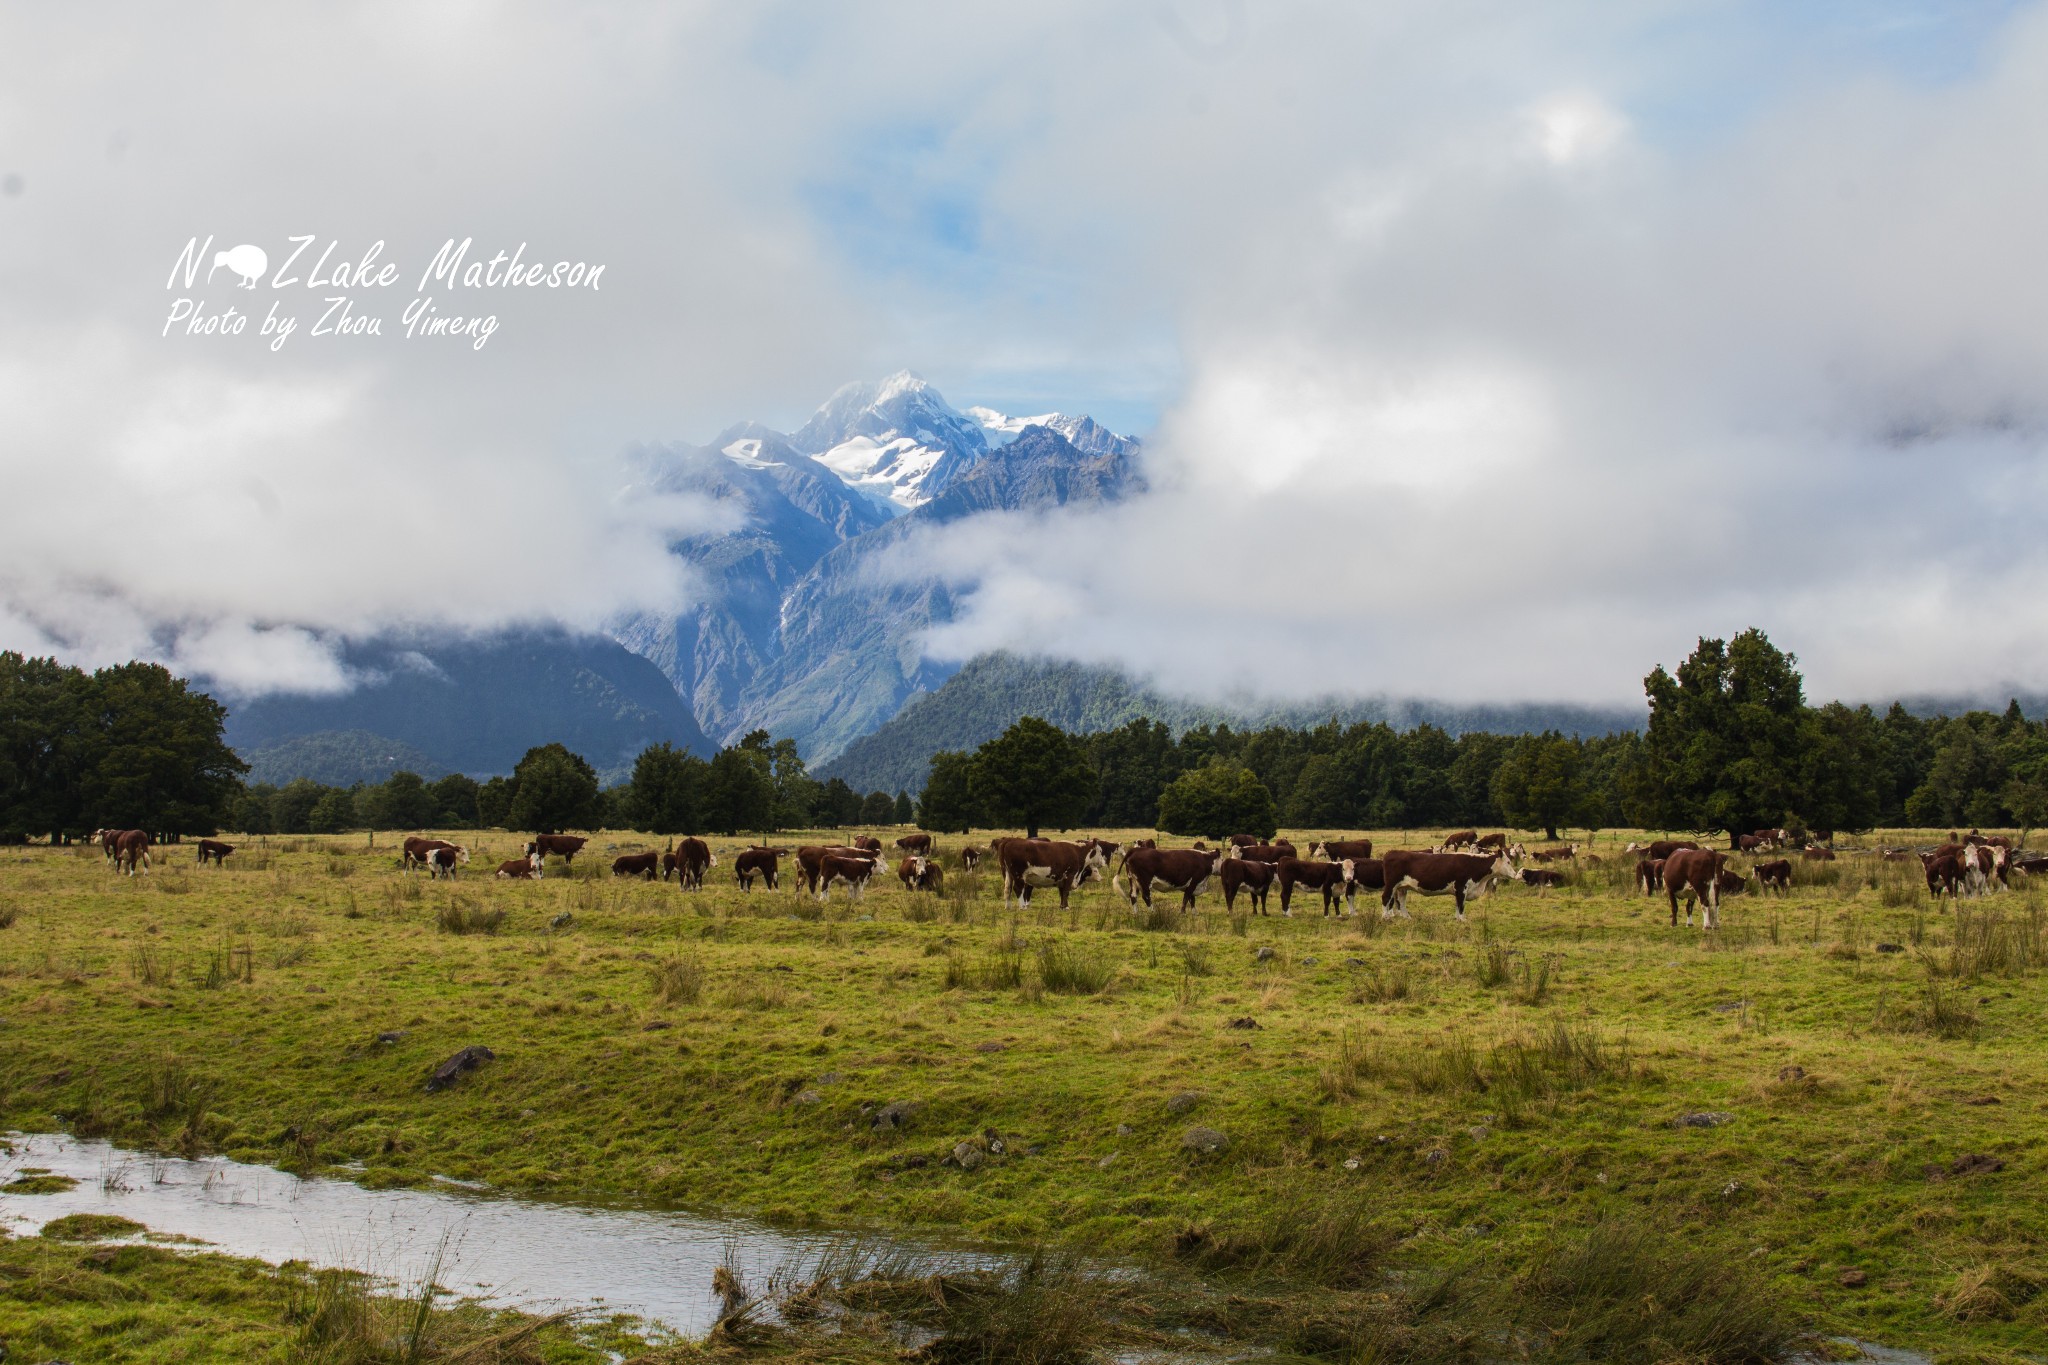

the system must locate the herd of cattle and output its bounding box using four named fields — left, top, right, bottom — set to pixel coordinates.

left=82, top=823, right=2033, bottom=930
